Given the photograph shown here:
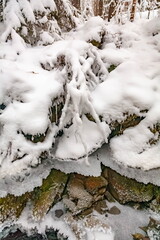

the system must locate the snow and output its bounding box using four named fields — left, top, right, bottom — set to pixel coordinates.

left=16, top=202, right=77, bottom=239
left=0, top=16, right=160, bottom=183
left=0, top=198, right=157, bottom=240
left=89, top=18, right=160, bottom=171
left=0, top=2, right=160, bottom=239
left=86, top=227, right=114, bottom=240
left=72, top=16, right=105, bottom=43
left=0, top=0, right=160, bottom=206
left=99, top=144, right=160, bottom=186
left=0, top=202, right=115, bottom=240
left=106, top=201, right=150, bottom=240
left=0, top=48, right=64, bottom=169
left=55, top=116, right=110, bottom=160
